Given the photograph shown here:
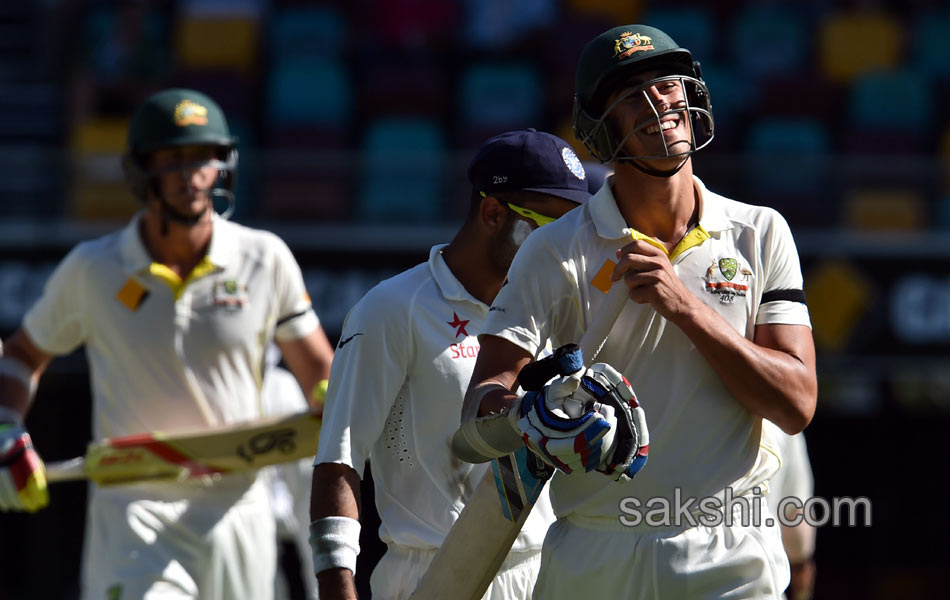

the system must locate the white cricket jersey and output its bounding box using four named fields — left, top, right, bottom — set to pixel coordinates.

left=317, top=245, right=555, bottom=551
left=24, top=212, right=318, bottom=440
left=482, top=176, right=812, bottom=522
